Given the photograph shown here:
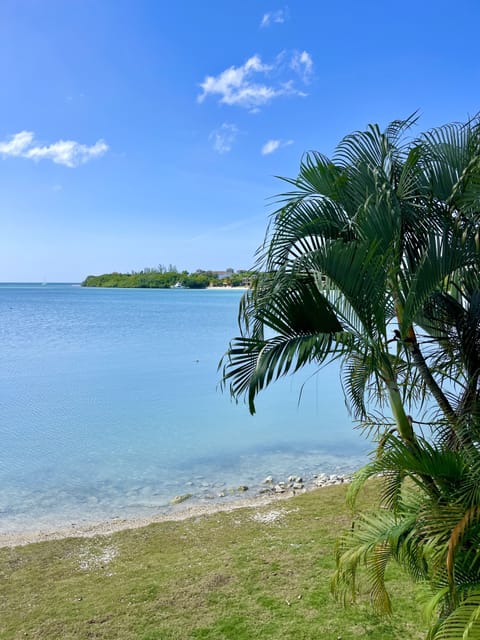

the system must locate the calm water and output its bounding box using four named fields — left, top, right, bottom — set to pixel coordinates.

left=0, top=284, right=367, bottom=533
